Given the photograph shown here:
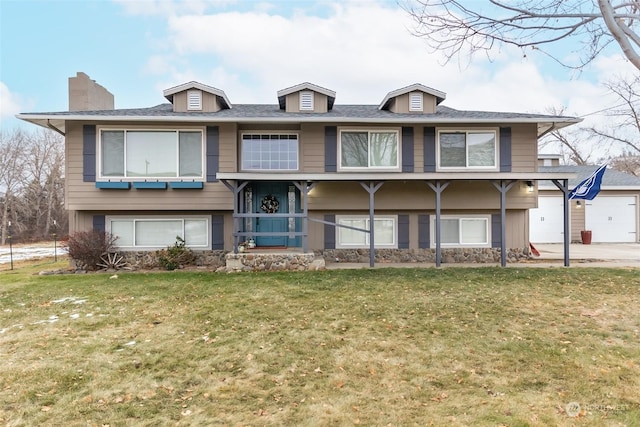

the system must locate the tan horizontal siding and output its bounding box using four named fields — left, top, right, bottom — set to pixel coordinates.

left=301, top=123, right=325, bottom=173
left=67, top=184, right=232, bottom=211
left=511, top=124, right=537, bottom=172
left=219, top=123, right=238, bottom=173
left=308, top=181, right=537, bottom=210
